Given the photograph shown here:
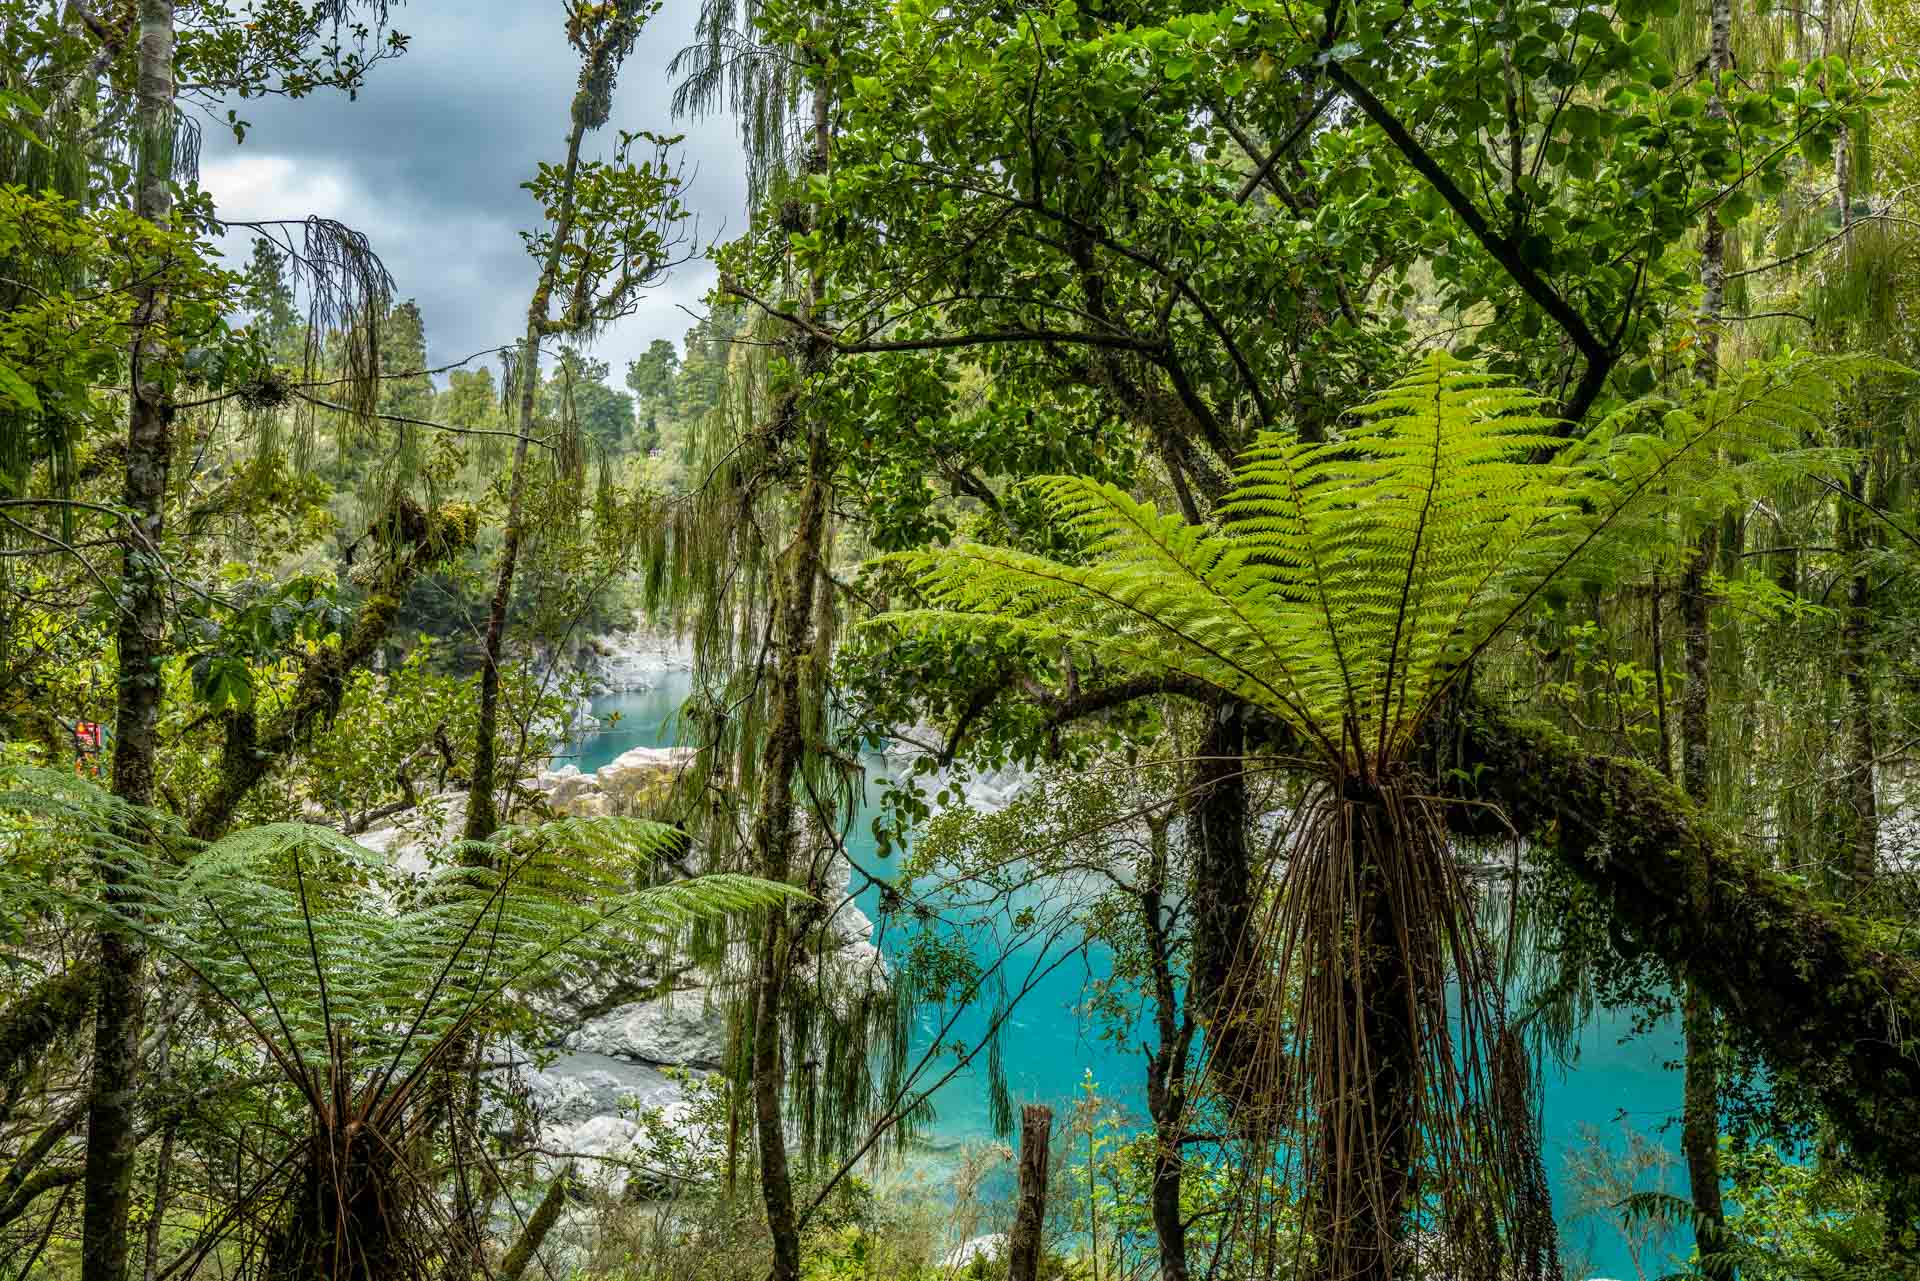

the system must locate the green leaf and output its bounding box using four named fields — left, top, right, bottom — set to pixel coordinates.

left=0, top=362, right=39, bottom=413
left=1563, top=105, right=1609, bottom=138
